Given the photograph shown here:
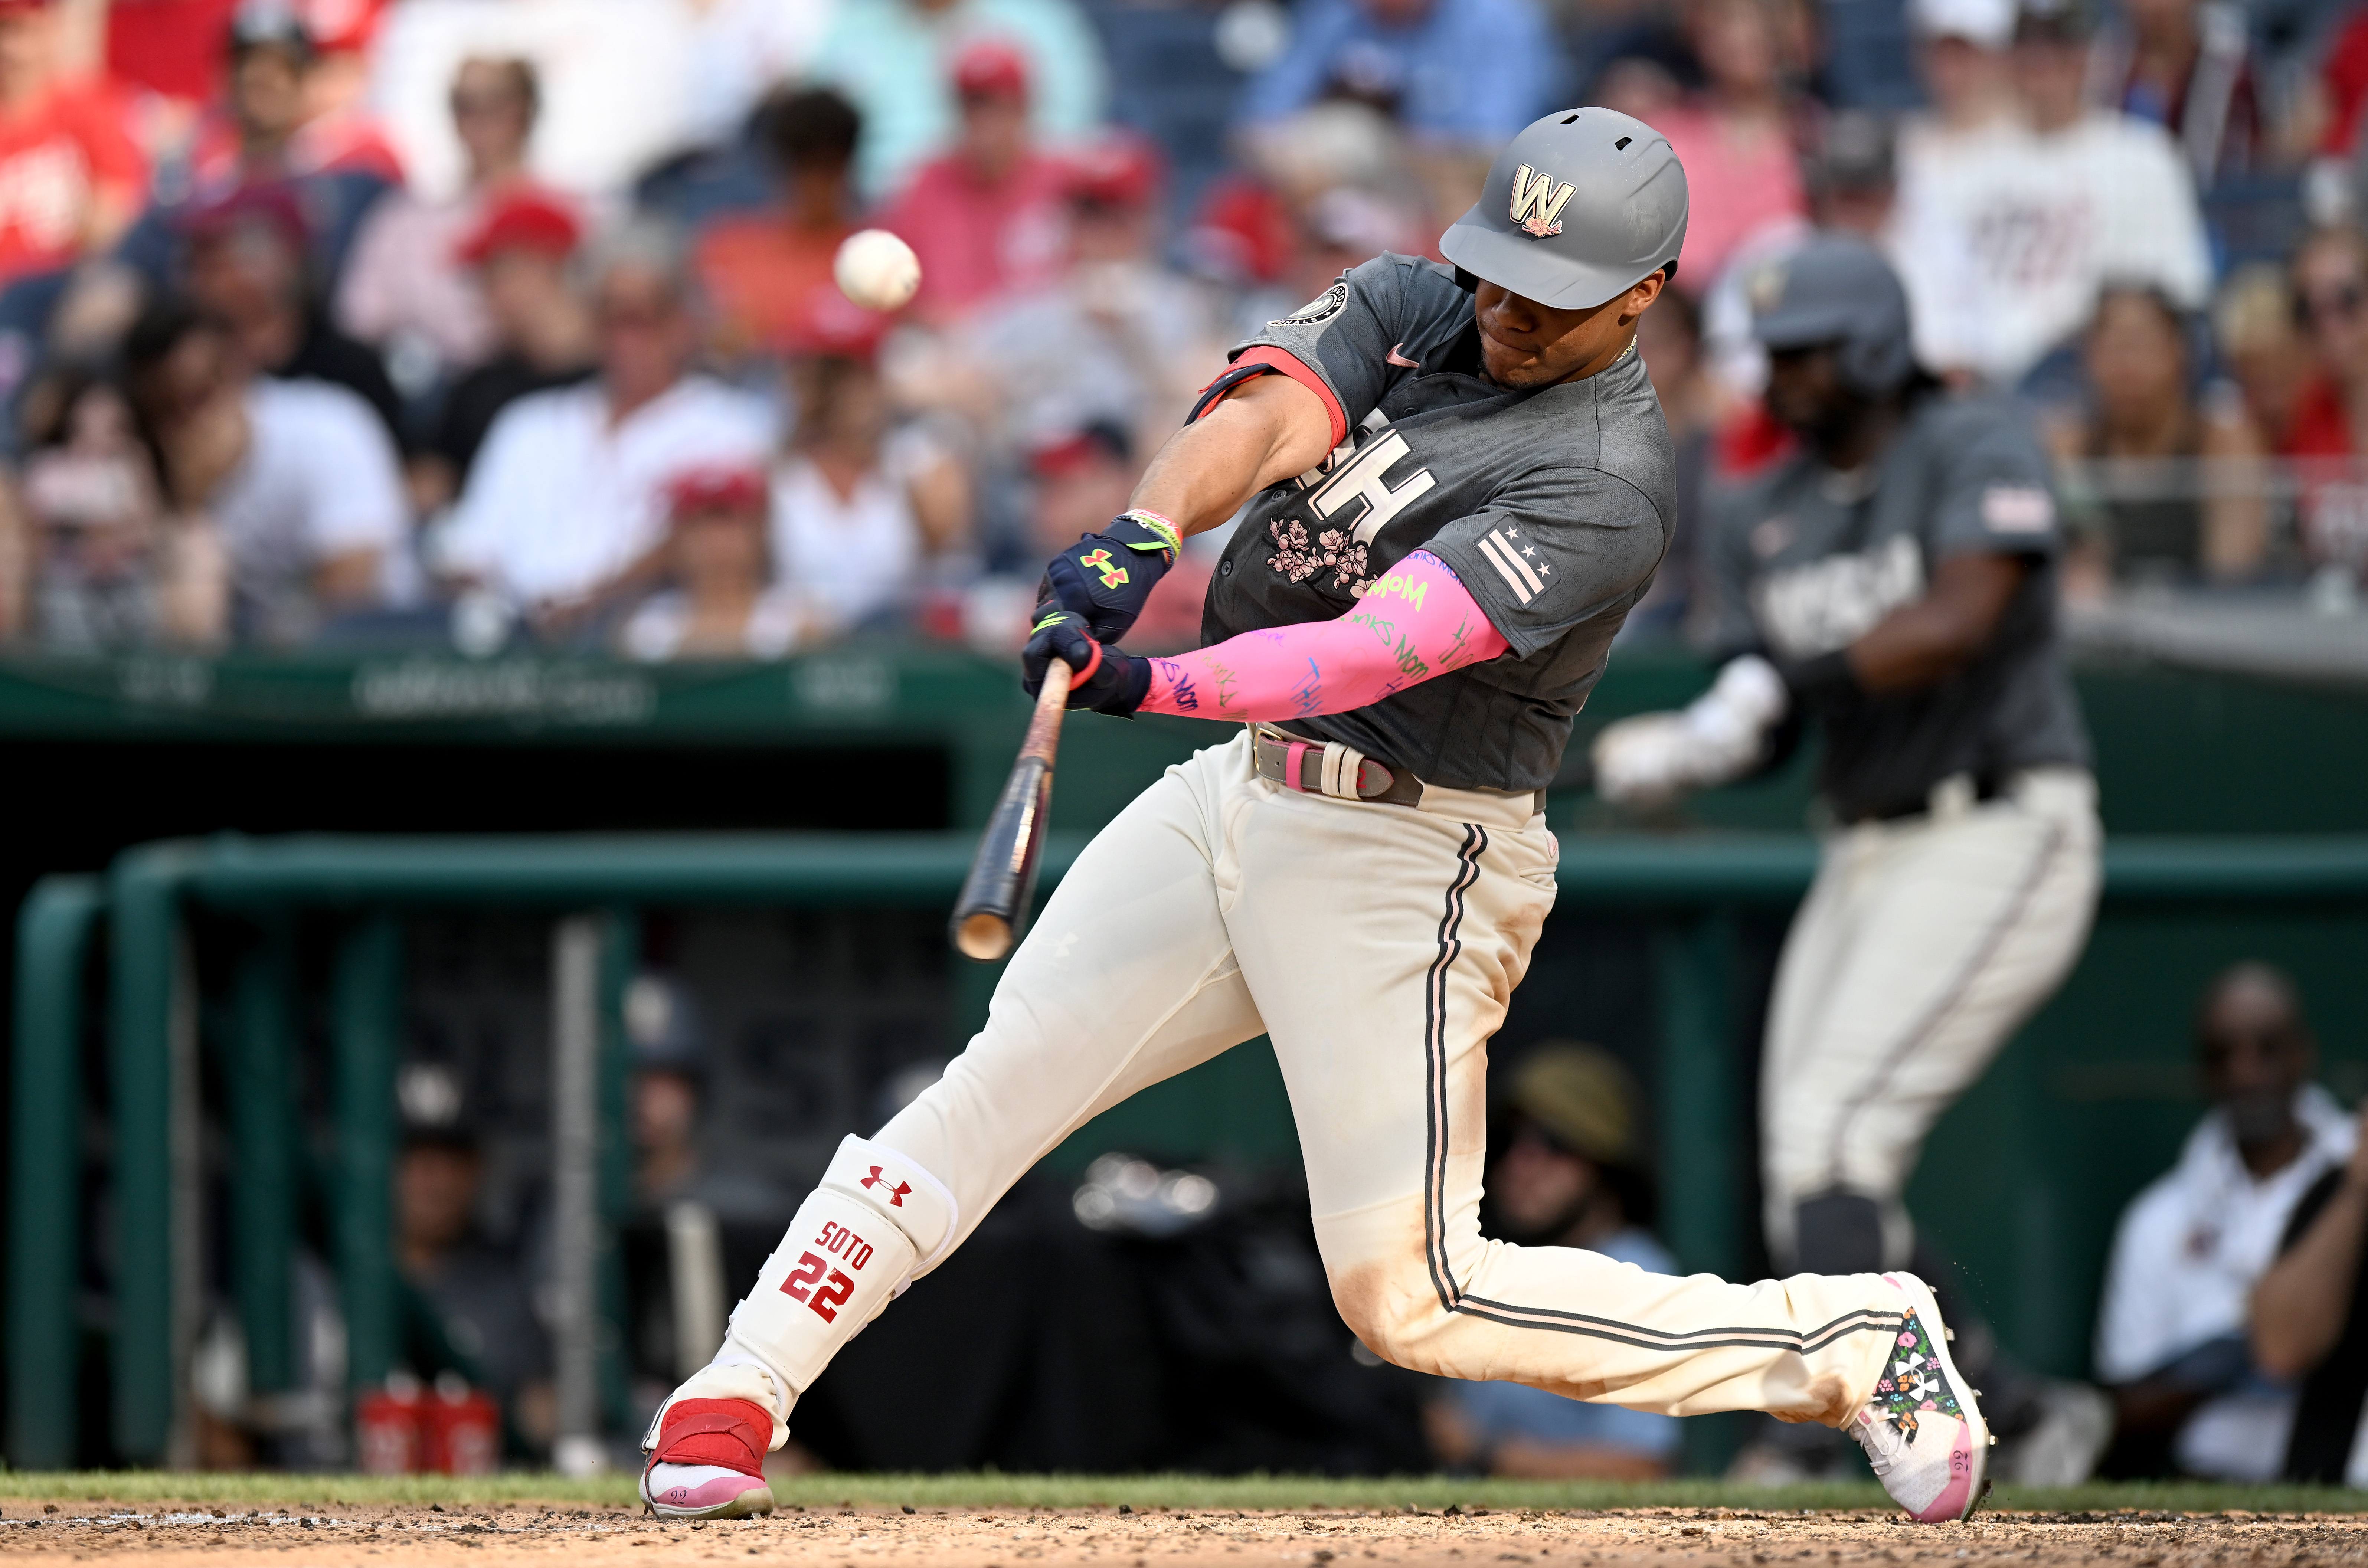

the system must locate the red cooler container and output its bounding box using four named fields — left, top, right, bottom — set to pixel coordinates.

left=354, top=1379, right=423, bottom=1474
left=421, top=1374, right=502, bottom=1474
